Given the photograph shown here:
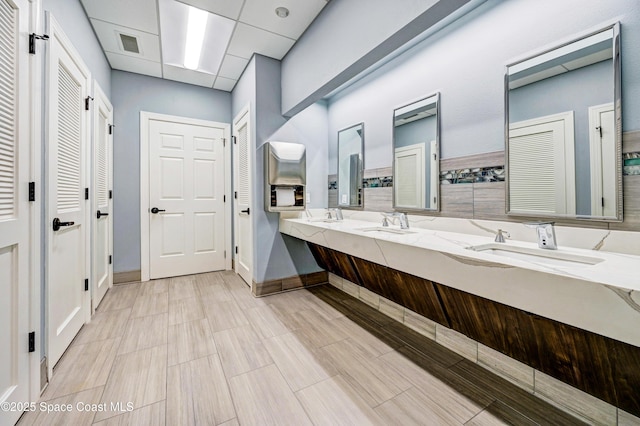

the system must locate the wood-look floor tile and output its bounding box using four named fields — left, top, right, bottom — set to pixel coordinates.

left=168, top=296, right=205, bottom=326
left=204, top=300, right=249, bottom=332
left=130, top=293, right=169, bottom=318
left=303, top=293, right=346, bottom=321
left=137, top=279, right=169, bottom=296
left=296, top=375, right=385, bottom=426
left=229, top=364, right=312, bottom=426
left=465, top=401, right=538, bottom=426
left=168, top=318, right=217, bottom=366
left=93, top=401, right=166, bottom=426
left=289, top=308, right=348, bottom=348
left=98, top=284, right=139, bottom=312
left=265, top=290, right=315, bottom=316
left=73, top=308, right=131, bottom=346
left=169, top=275, right=198, bottom=301
left=450, top=360, right=585, bottom=425
left=332, top=316, right=397, bottom=358
left=263, top=332, right=336, bottom=392
left=198, top=283, right=234, bottom=302
left=383, top=321, right=463, bottom=368
left=96, top=345, right=167, bottom=422
left=218, top=419, right=239, bottom=426
left=321, top=339, right=411, bottom=407
left=245, top=305, right=289, bottom=340
left=18, top=386, right=104, bottom=426
left=43, top=337, right=120, bottom=400
left=214, top=325, right=273, bottom=378
left=166, top=355, right=236, bottom=426
left=118, top=313, right=168, bottom=355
